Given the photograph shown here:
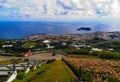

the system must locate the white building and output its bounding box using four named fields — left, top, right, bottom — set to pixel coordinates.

left=43, top=40, right=50, bottom=44
left=91, top=48, right=102, bottom=51
left=2, top=45, right=13, bottom=48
